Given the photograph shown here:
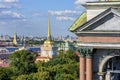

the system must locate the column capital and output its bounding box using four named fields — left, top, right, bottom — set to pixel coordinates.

left=86, top=52, right=93, bottom=58
left=77, top=47, right=93, bottom=58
